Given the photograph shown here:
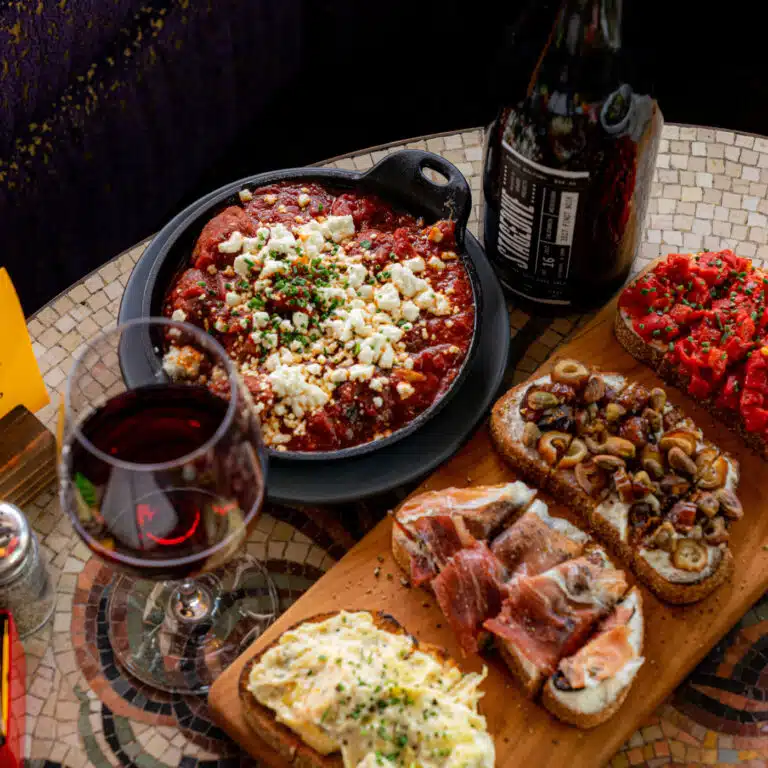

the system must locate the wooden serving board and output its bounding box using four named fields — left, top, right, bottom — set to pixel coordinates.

left=209, top=296, right=768, bottom=767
